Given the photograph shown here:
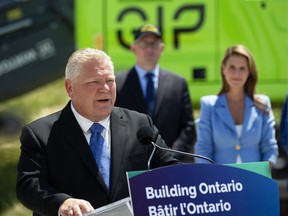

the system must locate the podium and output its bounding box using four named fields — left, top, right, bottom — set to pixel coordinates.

left=86, top=162, right=279, bottom=215
left=128, top=162, right=279, bottom=216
